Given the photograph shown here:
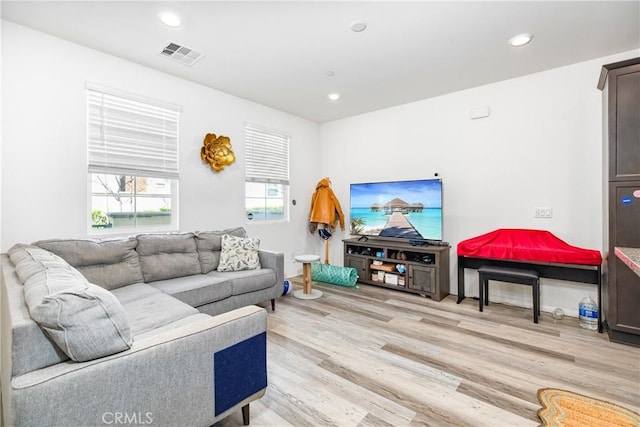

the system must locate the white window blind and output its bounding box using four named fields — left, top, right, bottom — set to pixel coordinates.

left=245, top=123, right=289, bottom=185
left=87, top=85, right=181, bottom=179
